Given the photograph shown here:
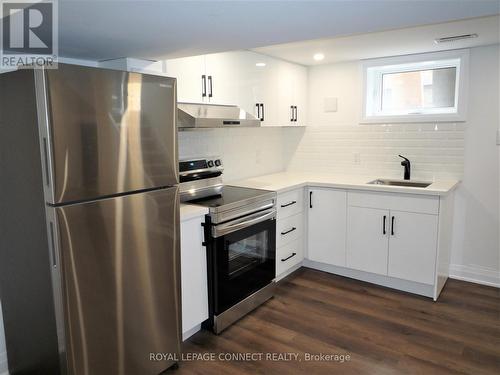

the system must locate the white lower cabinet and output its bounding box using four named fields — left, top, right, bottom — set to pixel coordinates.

left=346, top=192, right=439, bottom=285
left=346, top=206, right=389, bottom=275
left=180, top=215, right=208, bottom=340
left=387, top=211, right=438, bottom=285
left=277, top=238, right=303, bottom=276
left=307, top=188, right=347, bottom=267
left=304, top=188, right=450, bottom=300
left=275, top=188, right=305, bottom=279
